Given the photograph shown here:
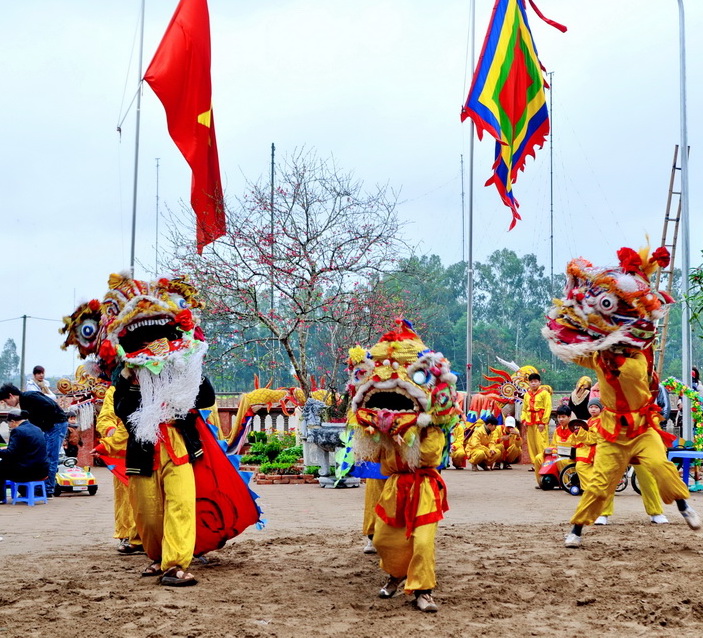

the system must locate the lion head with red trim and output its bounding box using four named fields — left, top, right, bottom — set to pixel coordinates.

left=60, top=272, right=206, bottom=376
left=543, top=245, right=674, bottom=361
